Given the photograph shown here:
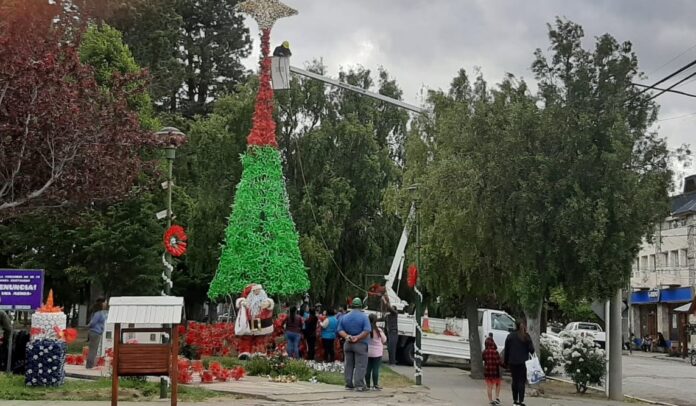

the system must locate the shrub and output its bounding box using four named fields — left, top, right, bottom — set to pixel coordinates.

left=540, top=333, right=563, bottom=375
left=284, top=360, right=313, bottom=380
left=245, top=355, right=272, bottom=376
left=560, top=331, right=606, bottom=393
